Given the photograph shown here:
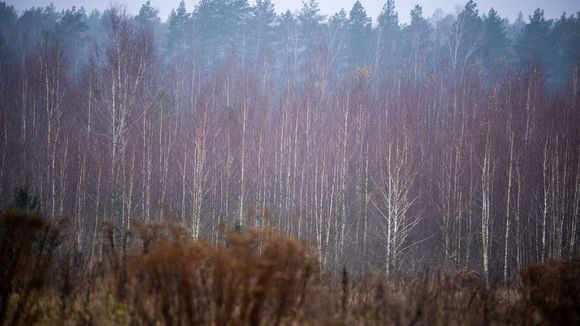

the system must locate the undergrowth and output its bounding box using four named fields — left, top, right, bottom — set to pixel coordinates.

left=0, top=209, right=579, bottom=325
